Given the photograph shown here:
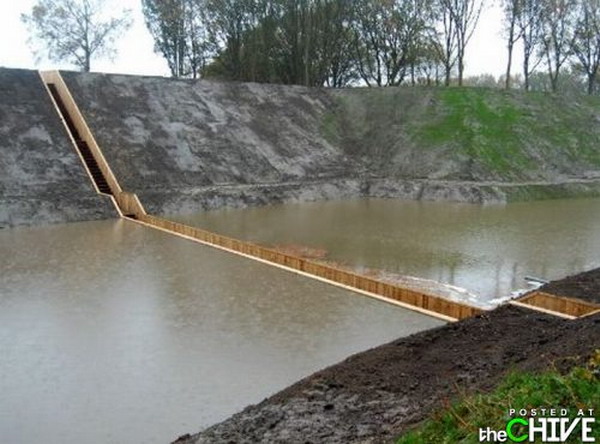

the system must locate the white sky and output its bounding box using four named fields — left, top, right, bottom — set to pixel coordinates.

left=0, top=0, right=521, bottom=79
